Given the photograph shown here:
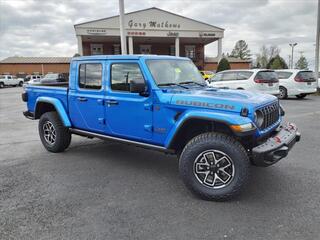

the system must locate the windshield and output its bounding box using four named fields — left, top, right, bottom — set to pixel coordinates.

left=146, top=59, right=205, bottom=86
